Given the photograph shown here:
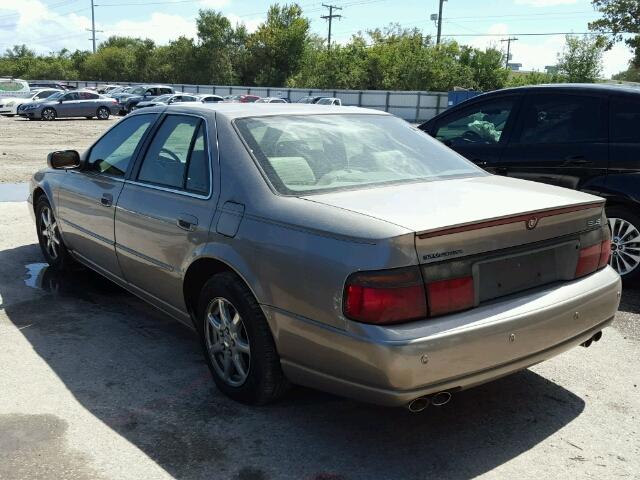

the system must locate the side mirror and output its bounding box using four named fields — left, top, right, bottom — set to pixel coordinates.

left=58, top=99, right=63, bottom=103
left=47, top=150, right=80, bottom=170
